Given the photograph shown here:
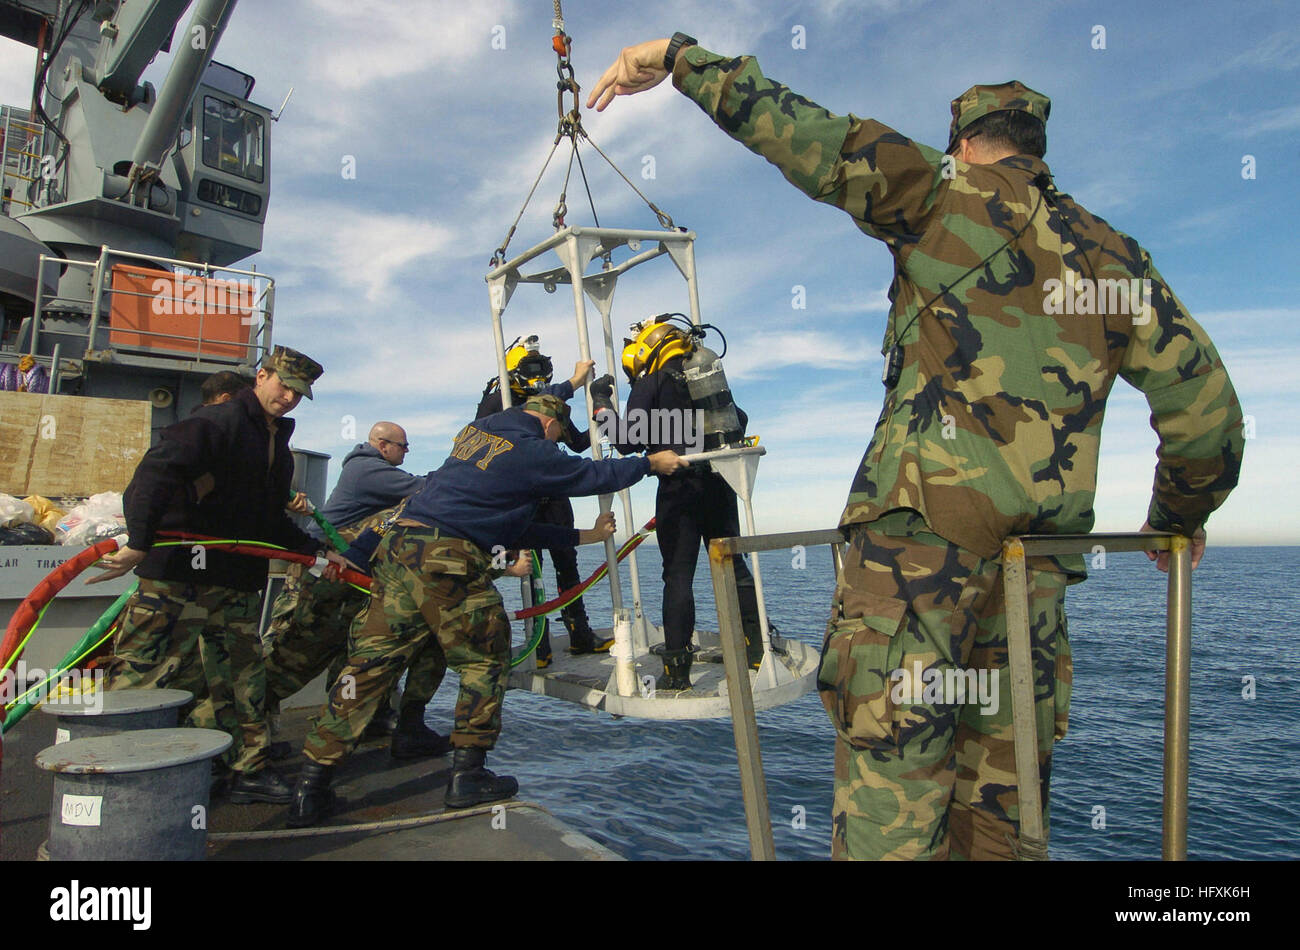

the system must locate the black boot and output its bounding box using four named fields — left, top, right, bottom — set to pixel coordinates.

left=656, top=647, right=694, bottom=692
left=742, top=616, right=765, bottom=671
left=444, top=747, right=518, bottom=809
left=286, top=760, right=336, bottom=828
left=229, top=764, right=294, bottom=805
left=534, top=625, right=553, bottom=669
left=268, top=740, right=293, bottom=761
left=564, top=604, right=613, bottom=654
left=390, top=705, right=452, bottom=760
